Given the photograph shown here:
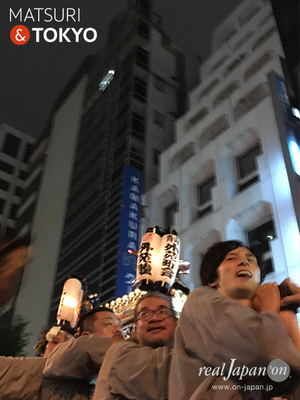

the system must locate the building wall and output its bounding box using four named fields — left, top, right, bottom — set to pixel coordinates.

left=143, top=0, right=299, bottom=292
left=13, top=74, right=88, bottom=355
left=0, top=124, right=35, bottom=239
left=48, top=1, right=188, bottom=319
